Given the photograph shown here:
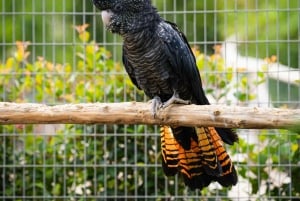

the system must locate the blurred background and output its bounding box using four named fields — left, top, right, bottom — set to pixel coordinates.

left=0, top=0, right=299, bottom=200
